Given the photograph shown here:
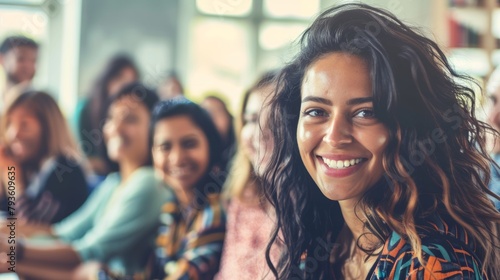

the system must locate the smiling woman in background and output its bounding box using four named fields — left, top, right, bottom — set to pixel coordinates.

left=215, top=70, right=280, bottom=280
left=263, top=4, right=500, bottom=279
left=77, top=54, right=139, bottom=176
left=0, top=90, right=88, bottom=224
left=147, top=99, right=226, bottom=279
